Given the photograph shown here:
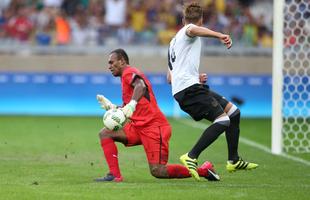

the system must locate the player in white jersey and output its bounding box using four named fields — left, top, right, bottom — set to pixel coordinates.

left=167, top=2, right=258, bottom=181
